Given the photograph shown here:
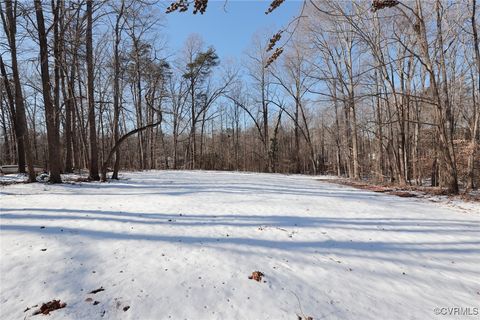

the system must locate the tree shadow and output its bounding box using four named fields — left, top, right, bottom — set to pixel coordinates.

left=2, top=172, right=479, bottom=318
left=2, top=207, right=479, bottom=256
left=1, top=207, right=479, bottom=235
left=46, top=178, right=398, bottom=201
left=2, top=223, right=479, bottom=254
